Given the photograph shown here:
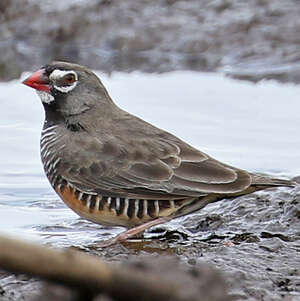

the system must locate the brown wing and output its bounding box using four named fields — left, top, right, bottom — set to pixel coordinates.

left=57, top=127, right=251, bottom=198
